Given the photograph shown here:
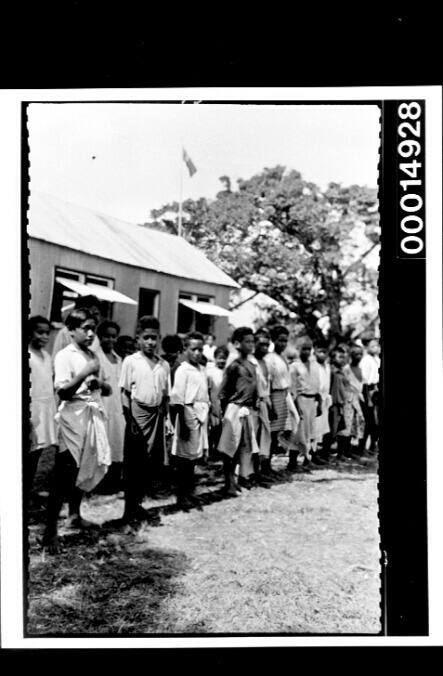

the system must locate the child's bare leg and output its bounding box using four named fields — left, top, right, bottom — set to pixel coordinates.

left=67, top=486, right=94, bottom=528
left=25, top=449, right=42, bottom=499
left=222, top=454, right=238, bottom=496
left=42, top=451, right=75, bottom=552
left=270, top=431, right=279, bottom=455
